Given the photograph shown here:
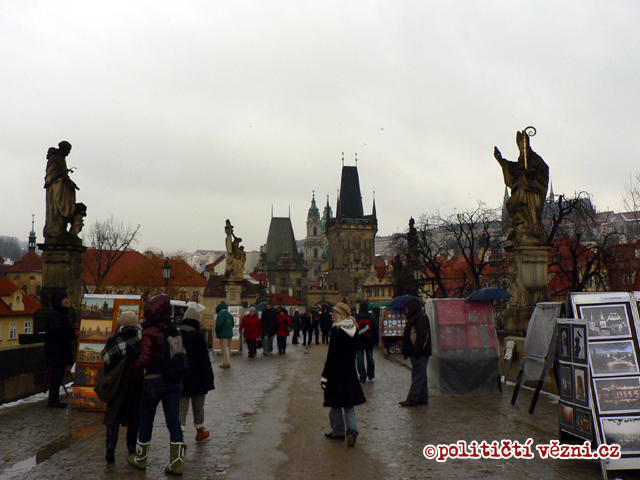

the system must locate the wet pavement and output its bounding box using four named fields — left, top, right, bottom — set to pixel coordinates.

left=0, top=341, right=638, bottom=480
